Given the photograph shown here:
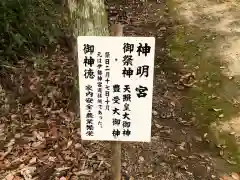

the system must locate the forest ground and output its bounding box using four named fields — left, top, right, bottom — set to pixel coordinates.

left=1, top=0, right=240, bottom=179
